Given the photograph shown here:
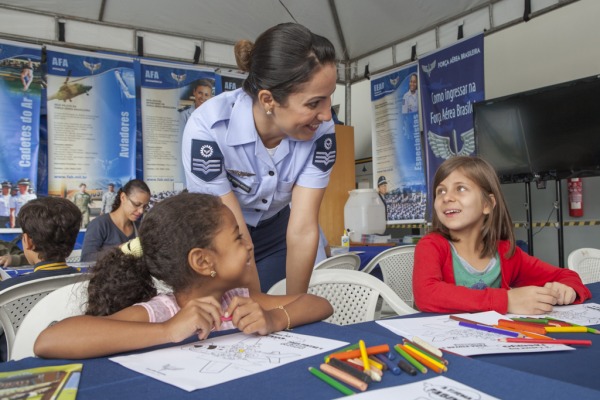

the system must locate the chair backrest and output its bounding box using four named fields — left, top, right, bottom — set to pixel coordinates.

left=267, top=269, right=417, bottom=325
left=66, top=249, right=82, bottom=263
left=567, top=248, right=600, bottom=284
left=11, top=278, right=90, bottom=361
left=0, top=274, right=87, bottom=361
left=313, top=253, right=361, bottom=271
left=361, top=245, right=416, bottom=309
